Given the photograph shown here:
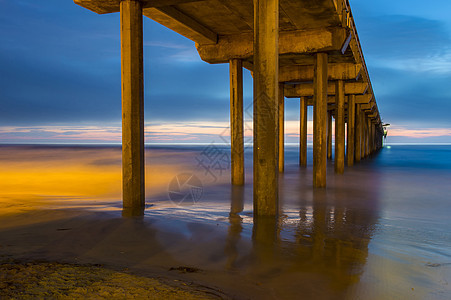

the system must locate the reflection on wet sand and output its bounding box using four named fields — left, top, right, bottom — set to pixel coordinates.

left=225, top=185, right=244, bottom=270
left=243, top=183, right=380, bottom=298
